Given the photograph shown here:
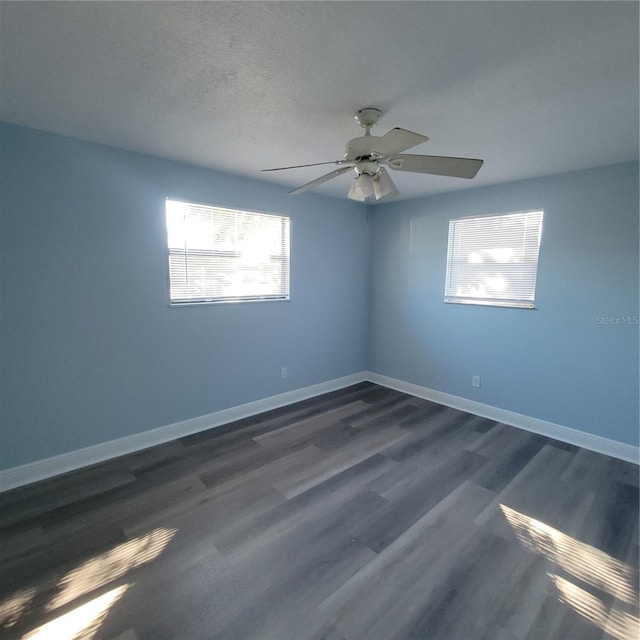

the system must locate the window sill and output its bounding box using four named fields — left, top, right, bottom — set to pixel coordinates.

left=444, top=299, right=537, bottom=310
left=170, top=297, right=290, bottom=307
